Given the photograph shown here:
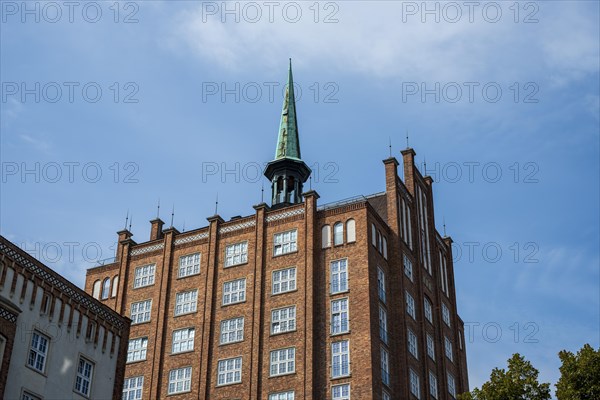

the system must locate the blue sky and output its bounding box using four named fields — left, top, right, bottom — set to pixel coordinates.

left=1, top=0, right=598, bottom=394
